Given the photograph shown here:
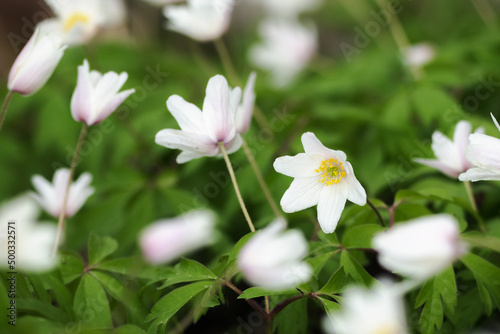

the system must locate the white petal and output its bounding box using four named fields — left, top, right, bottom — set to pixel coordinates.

left=202, top=75, right=236, bottom=143
left=453, top=120, right=472, bottom=170
left=459, top=167, right=500, bottom=182
left=301, top=132, right=347, bottom=161
left=491, top=113, right=500, bottom=133
left=273, top=153, right=323, bottom=178
left=431, top=130, right=461, bottom=170
left=235, top=72, right=256, bottom=134
left=71, top=60, right=94, bottom=124
left=167, top=95, right=206, bottom=134
left=316, top=183, right=348, bottom=233
left=413, top=158, right=460, bottom=178
left=155, top=129, right=218, bottom=156
left=344, top=162, right=367, bottom=206
left=280, top=177, right=322, bottom=213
